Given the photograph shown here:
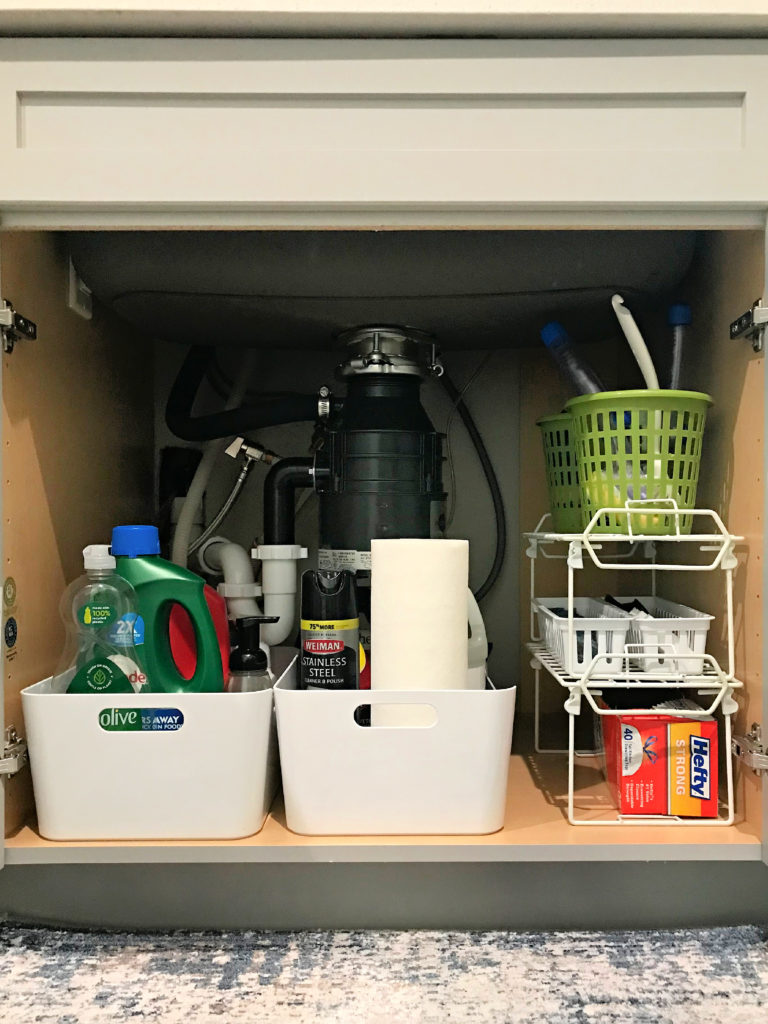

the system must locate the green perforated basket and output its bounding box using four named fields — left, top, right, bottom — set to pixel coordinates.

left=565, top=389, right=712, bottom=535
left=537, top=412, right=582, bottom=534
